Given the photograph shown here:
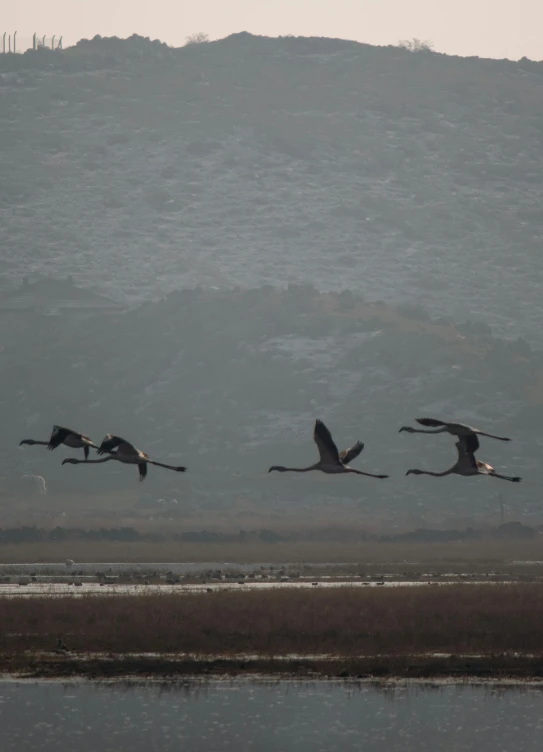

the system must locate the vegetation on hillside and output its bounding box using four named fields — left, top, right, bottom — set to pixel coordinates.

left=1, top=33, right=541, bottom=520
left=0, top=284, right=540, bottom=518
left=1, top=32, right=542, bottom=334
